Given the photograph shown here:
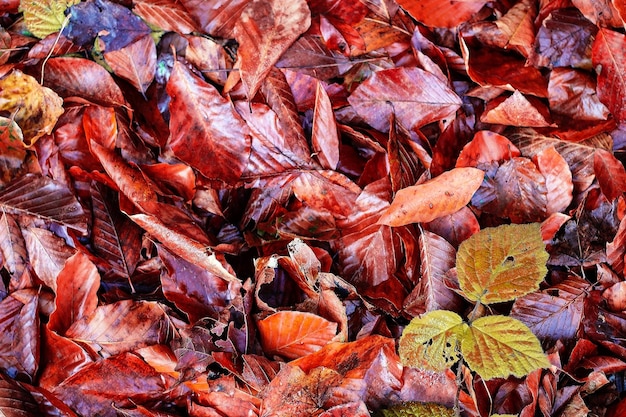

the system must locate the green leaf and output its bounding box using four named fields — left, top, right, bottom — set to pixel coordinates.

left=461, top=315, right=550, bottom=380
left=399, top=310, right=468, bottom=372
left=381, top=402, right=455, bottom=417
left=456, top=223, right=548, bottom=304
left=19, top=0, right=78, bottom=39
